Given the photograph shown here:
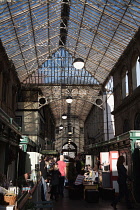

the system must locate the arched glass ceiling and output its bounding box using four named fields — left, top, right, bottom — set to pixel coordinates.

left=39, top=48, right=99, bottom=85
left=0, top=0, right=140, bottom=122
left=0, top=0, right=139, bottom=85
